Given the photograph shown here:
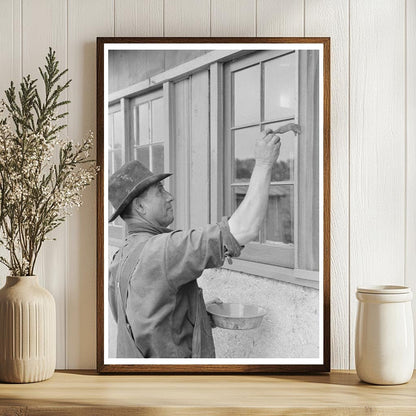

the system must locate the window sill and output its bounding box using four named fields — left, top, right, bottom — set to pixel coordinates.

left=223, top=258, right=319, bottom=289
